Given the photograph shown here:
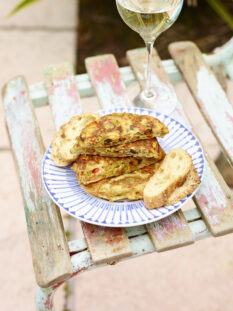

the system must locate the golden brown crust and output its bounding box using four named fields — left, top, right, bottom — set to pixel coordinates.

left=51, top=125, right=72, bottom=167
left=51, top=113, right=100, bottom=166
left=79, top=113, right=169, bottom=148
left=143, top=148, right=193, bottom=209
left=167, top=165, right=201, bottom=205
